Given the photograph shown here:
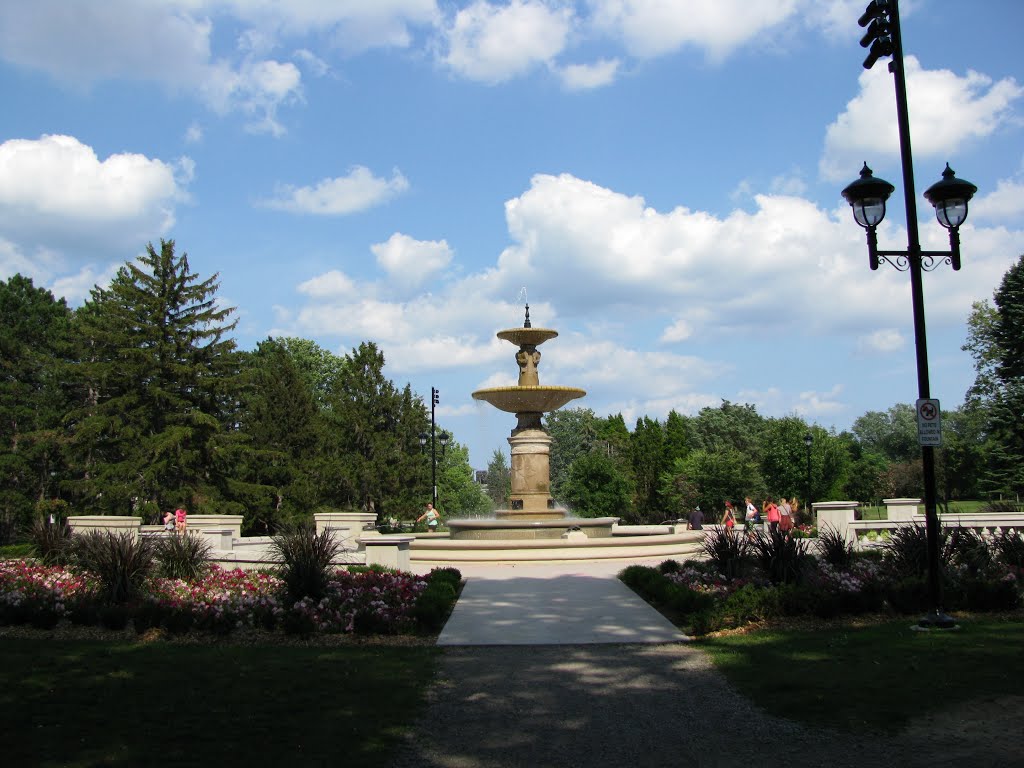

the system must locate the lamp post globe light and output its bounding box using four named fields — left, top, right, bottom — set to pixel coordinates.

left=420, top=387, right=449, bottom=510
left=842, top=0, right=977, bottom=629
